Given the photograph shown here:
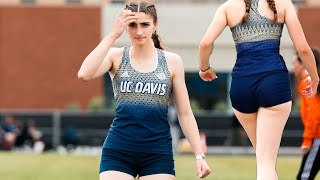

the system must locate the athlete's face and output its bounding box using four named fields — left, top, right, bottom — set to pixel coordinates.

left=292, top=56, right=304, bottom=77
left=127, top=12, right=157, bottom=45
